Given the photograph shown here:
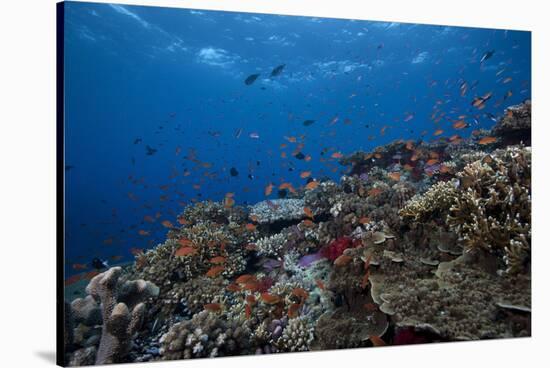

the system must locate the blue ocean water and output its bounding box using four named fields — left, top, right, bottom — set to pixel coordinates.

left=63, top=1, right=531, bottom=277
